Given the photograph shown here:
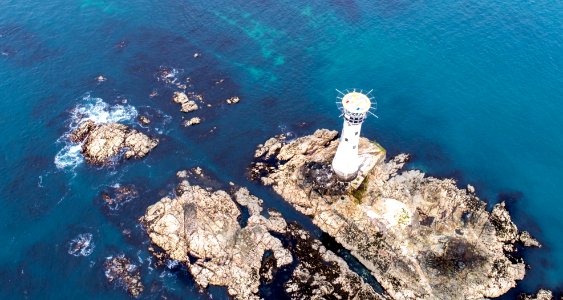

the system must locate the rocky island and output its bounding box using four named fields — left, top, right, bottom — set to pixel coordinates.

left=69, top=120, right=158, bottom=165
left=250, top=129, right=540, bottom=299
